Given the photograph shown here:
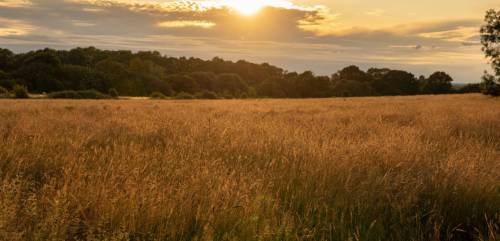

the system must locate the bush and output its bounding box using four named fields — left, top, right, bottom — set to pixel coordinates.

left=0, top=86, right=9, bottom=98
left=0, top=86, right=8, bottom=94
left=48, top=90, right=110, bottom=99
left=108, top=88, right=119, bottom=98
left=150, top=91, right=168, bottom=99
left=481, top=74, right=500, bottom=97
left=13, top=85, right=29, bottom=99
left=457, top=83, right=481, bottom=94
left=175, top=92, right=195, bottom=99
left=195, top=90, right=219, bottom=99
